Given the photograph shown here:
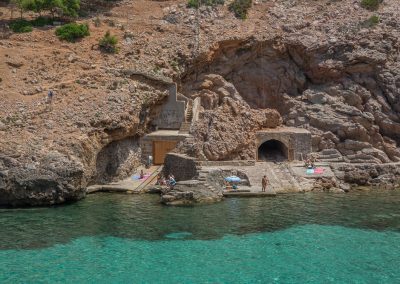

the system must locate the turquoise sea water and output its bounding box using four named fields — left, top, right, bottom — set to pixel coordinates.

left=1, top=191, right=400, bottom=283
